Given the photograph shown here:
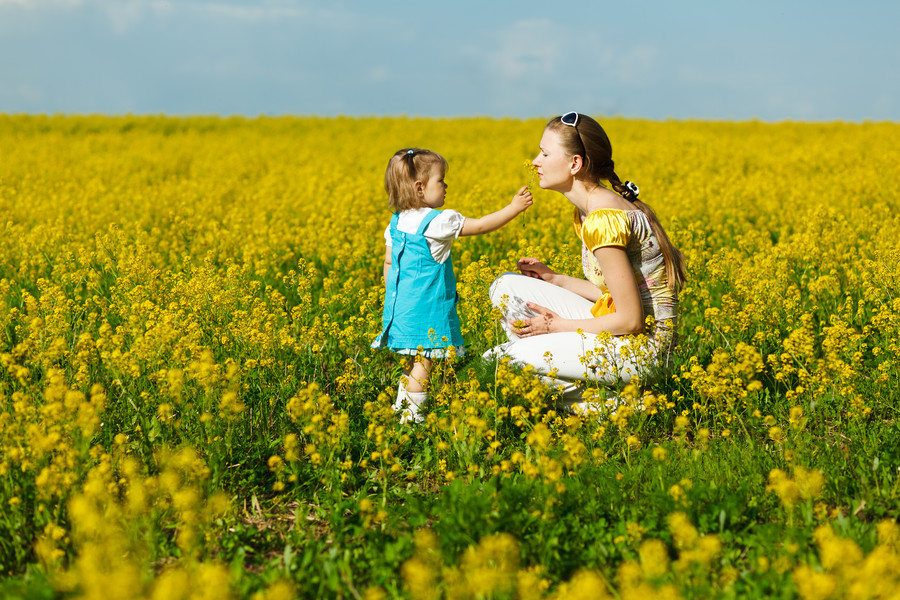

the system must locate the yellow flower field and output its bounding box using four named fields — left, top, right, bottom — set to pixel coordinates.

left=1, top=114, right=900, bottom=599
